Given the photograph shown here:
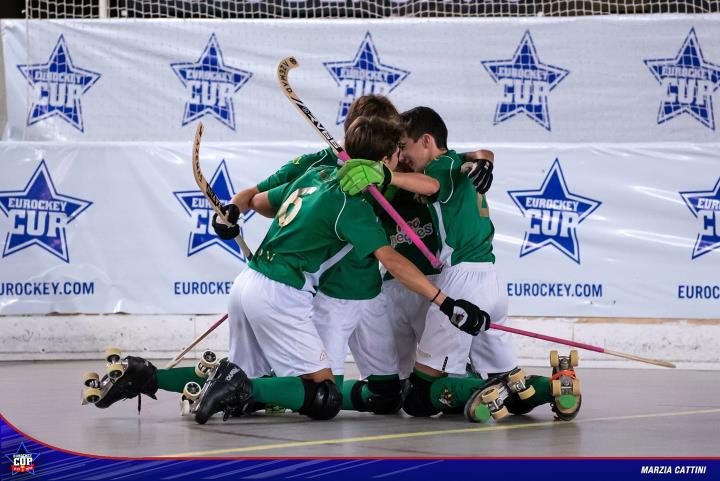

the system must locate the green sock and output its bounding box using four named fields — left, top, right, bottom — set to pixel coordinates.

left=341, top=374, right=399, bottom=411
left=429, top=376, right=487, bottom=411
left=156, top=367, right=206, bottom=394
left=250, top=377, right=307, bottom=411
left=525, top=375, right=554, bottom=407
